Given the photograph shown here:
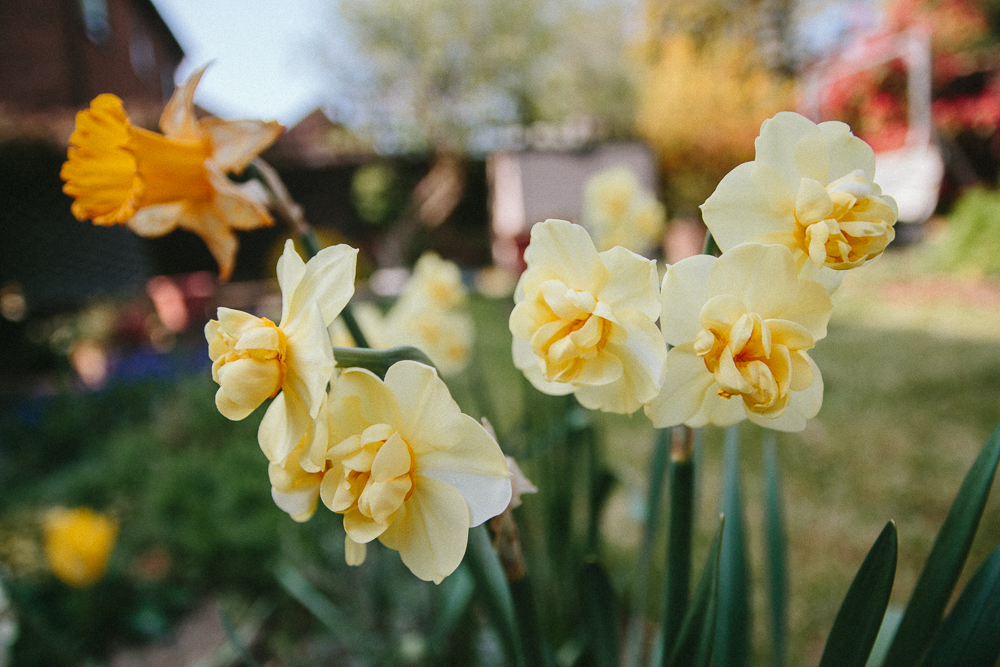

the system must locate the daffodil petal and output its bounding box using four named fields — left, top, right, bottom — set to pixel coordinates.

left=384, top=361, right=464, bottom=455
left=817, top=119, right=876, bottom=182
left=201, top=117, right=283, bottom=174
left=283, top=244, right=358, bottom=330
left=419, top=414, right=511, bottom=526
left=159, top=65, right=207, bottom=141
left=175, top=205, right=239, bottom=282
left=747, top=354, right=823, bottom=432
left=335, top=368, right=400, bottom=431
left=258, top=389, right=313, bottom=463
left=701, top=162, right=794, bottom=252
left=521, top=219, right=608, bottom=296
left=661, top=254, right=715, bottom=345
left=644, top=346, right=715, bottom=428
left=512, top=338, right=575, bottom=396
left=378, top=477, right=471, bottom=584
left=708, top=243, right=799, bottom=319
left=595, top=246, right=661, bottom=320
left=127, top=202, right=184, bottom=236
left=276, top=240, right=306, bottom=325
